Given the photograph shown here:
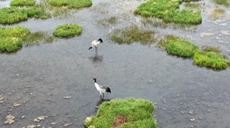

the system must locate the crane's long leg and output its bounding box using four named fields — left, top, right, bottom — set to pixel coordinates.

left=95, top=47, right=98, bottom=54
